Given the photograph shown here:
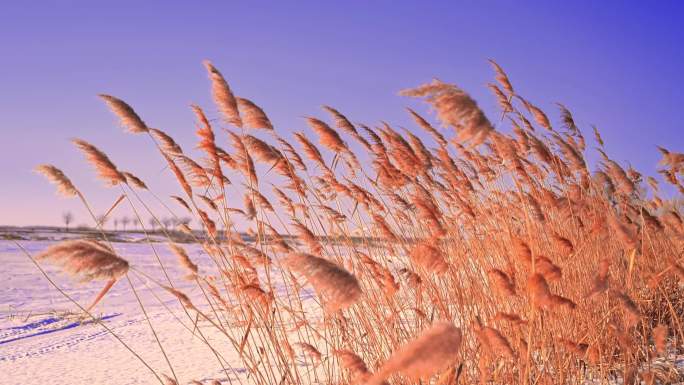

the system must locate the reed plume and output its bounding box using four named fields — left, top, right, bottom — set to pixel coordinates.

left=409, top=241, right=449, bottom=274
left=284, top=253, right=361, bottom=312
left=168, top=243, right=198, bottom=277
left=203, top=60, right=242, bottom=128
left=475, top=325, right=514, bottom=358
left=123, top=171, right=147, bottom=189
left=487, top=269, right=516, bottom=297
left=368, top=322, right=462, bottom=384
left=401, top=79, right=493, bottom=146
left=36, top=239, right=129, bottom=282
left=653, top=324, right=668, bottom=354
left=99, top=94, right=149, bottom=133
left=488, top=59, right=514, bottom=95
left=236, top=97, right=273, bottom=130
left=72, top=139, right=126, bottom=185
left=34, top=164, right=79, bottom=197
left=149, top=128, right=183, bottom=156
left=335, top=349, right=371, bottom=381
left=306, top=116, right=346, bottom=153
